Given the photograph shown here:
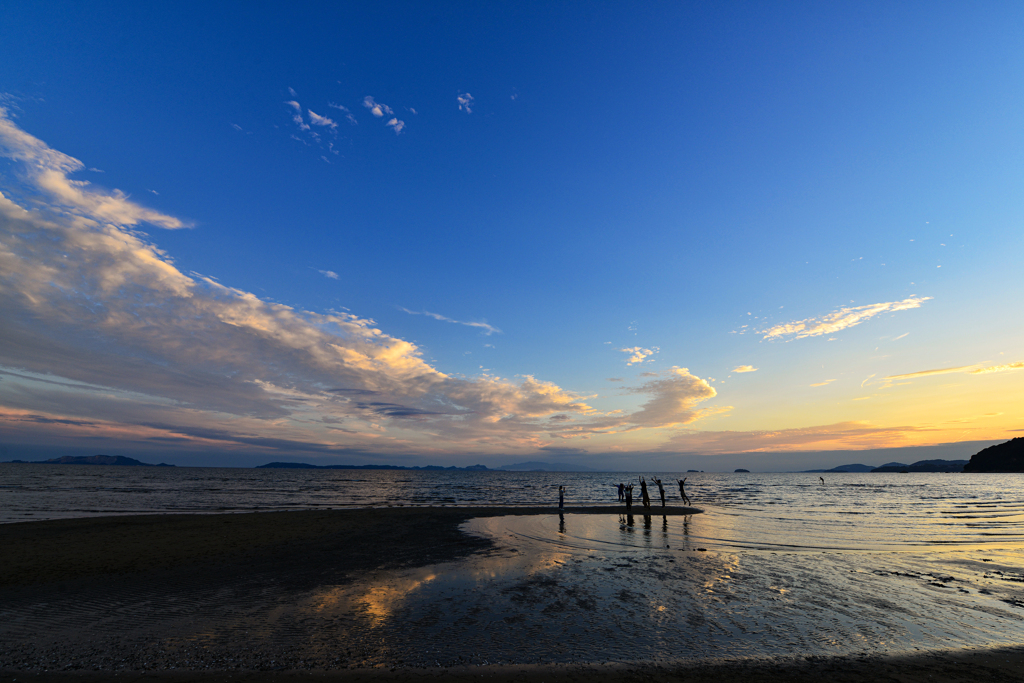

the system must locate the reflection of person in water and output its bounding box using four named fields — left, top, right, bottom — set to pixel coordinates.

left=677, top=478, right=690, bottom=506
left=653, top=477, right=666, bottom=508
left=639, top=477, right=651, bottom=509
left=624, top=484, right=633, bottom=511
left=559, top=512, right=565, bottom=534
left=558, top=485, right=565, bottom=509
